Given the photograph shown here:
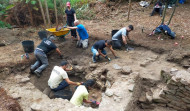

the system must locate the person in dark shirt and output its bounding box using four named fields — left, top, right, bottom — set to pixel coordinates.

left=151, top=24, right=176, bottom=39
left=30, top=36, right=63, bottom=77
left=65, top=2, right=77, bottom=38
left=91, top=40, right=118, bottom=63
left=150, top=0, right=162, bottom=16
